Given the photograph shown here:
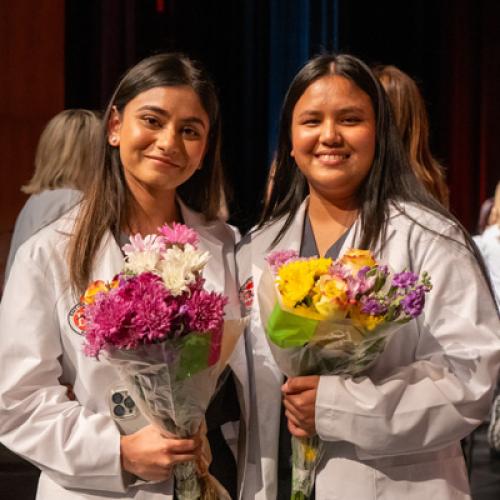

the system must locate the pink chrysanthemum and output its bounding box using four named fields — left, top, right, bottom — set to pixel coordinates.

left=122, top=233, right=165, bottom=256
left=182, top=290, right=228, bottom=364
left=266, top=249, right=299, bottom=273
left=84, top=289, right=135, bottom=356
left=84, top=273, right=180, bottom=356
left=159, top=222, right=199, bottom=247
